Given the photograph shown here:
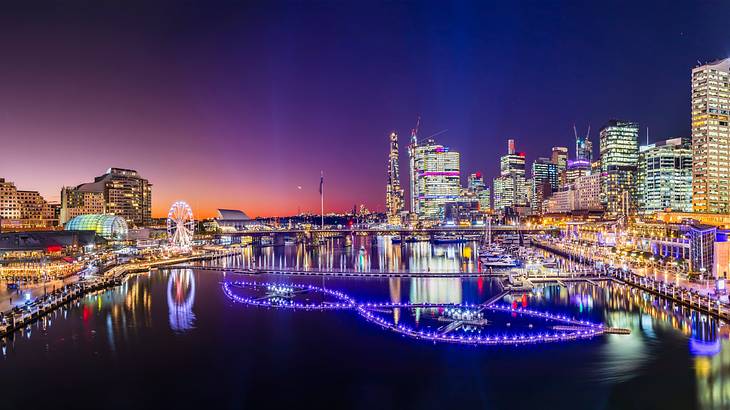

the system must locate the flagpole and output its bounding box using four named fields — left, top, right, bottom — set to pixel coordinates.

left=320, top=170, right=324, bottom=229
